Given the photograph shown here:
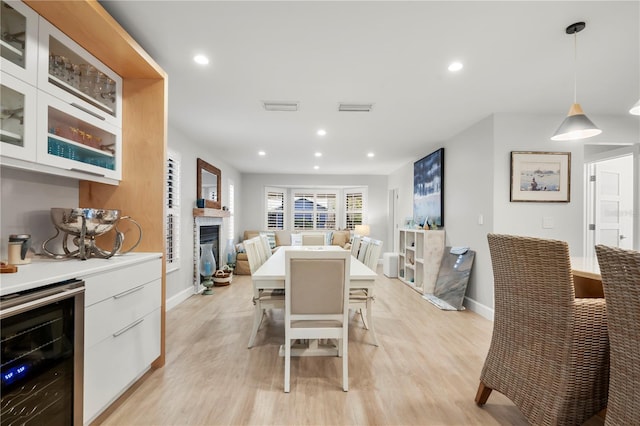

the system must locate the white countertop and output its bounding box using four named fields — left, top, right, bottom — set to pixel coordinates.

left=0, top=252, right=162, bottom=296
